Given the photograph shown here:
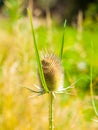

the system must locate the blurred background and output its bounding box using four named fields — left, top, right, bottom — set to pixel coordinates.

left=0, top=0, right=98, bottom=130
